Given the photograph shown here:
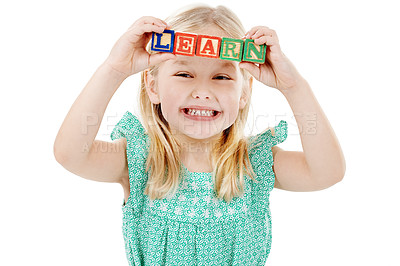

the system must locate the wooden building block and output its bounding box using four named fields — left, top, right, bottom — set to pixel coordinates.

left=196, top=35, right=221, bottom=58
left=219, top=37, right=244, bottom=61
left=150, top=29, right=175, bottom=53
left=242, top=39, right=267, bottom=63
left=173, top=32, right=198, bottom=56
